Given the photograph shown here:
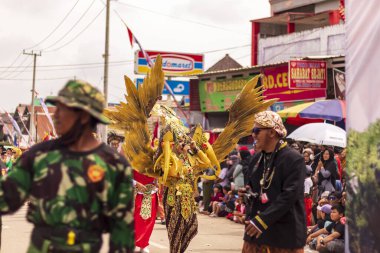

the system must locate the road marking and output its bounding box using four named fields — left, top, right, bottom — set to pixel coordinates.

left=150, top=241, right=168, bottom=249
